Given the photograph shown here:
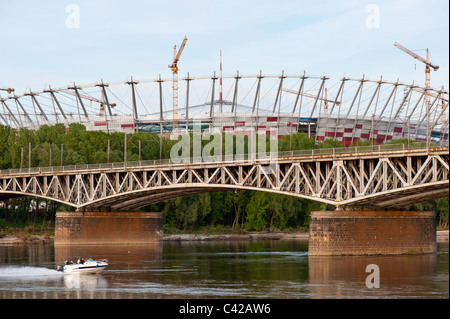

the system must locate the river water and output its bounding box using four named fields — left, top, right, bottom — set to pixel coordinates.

left=0, top=239, right=448, bottom=299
